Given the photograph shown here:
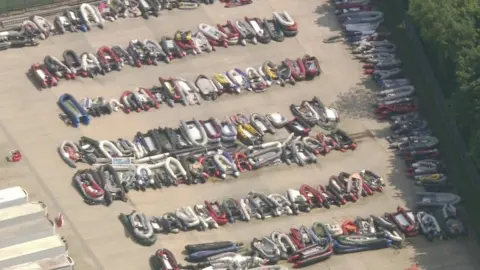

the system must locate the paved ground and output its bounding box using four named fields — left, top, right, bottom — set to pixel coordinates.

left=0, top=0, right=479, bottom=269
